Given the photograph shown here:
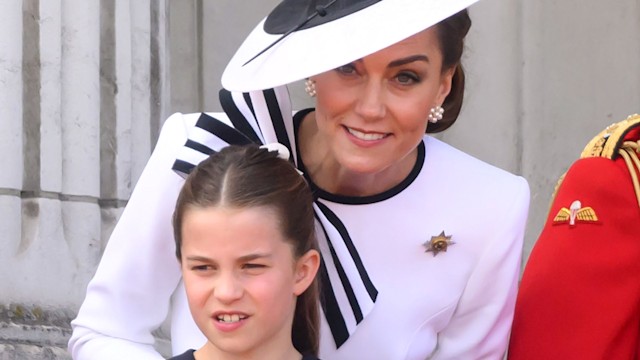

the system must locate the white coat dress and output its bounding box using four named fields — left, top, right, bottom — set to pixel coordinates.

left=69, top=87, right=530, bottom=360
